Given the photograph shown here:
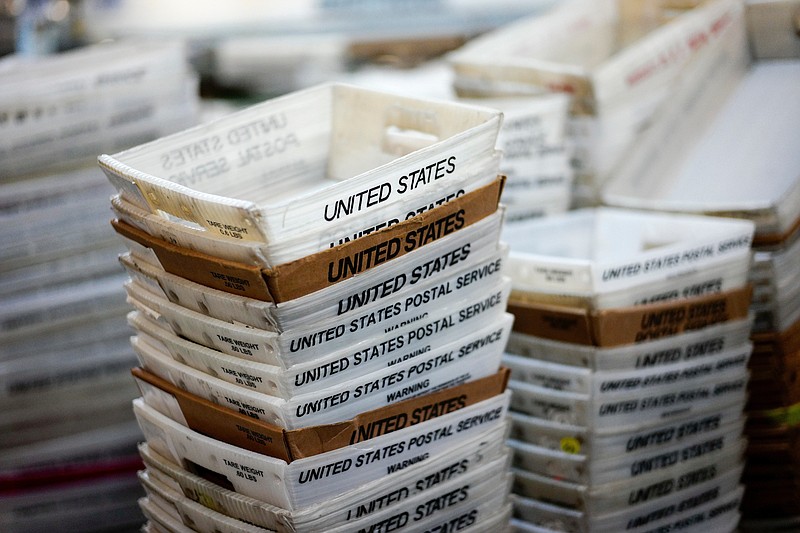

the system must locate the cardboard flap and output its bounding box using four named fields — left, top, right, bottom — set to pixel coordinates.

left=132, top=367, right=290, bottom=461
left=113, top=219, right=275, bottom=302
left=509, top=284, right=753, bottom=347
left=592, top=284, right=753, bottom=346
left=132, top=366, right=510, bottom=463
left=507, top=301, right=595, bottom=345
